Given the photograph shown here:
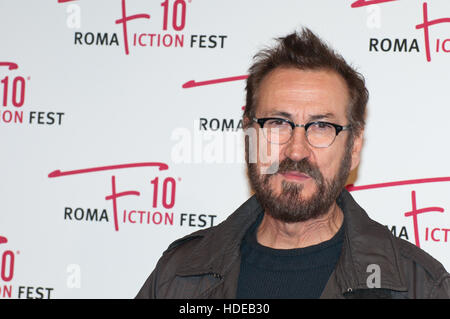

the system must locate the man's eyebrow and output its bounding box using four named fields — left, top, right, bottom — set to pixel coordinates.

left=263, top=111, right=336, bottom=122
left=308, top=112, right=336, bottom=121
left=265, top=110, right=293, bottom=119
